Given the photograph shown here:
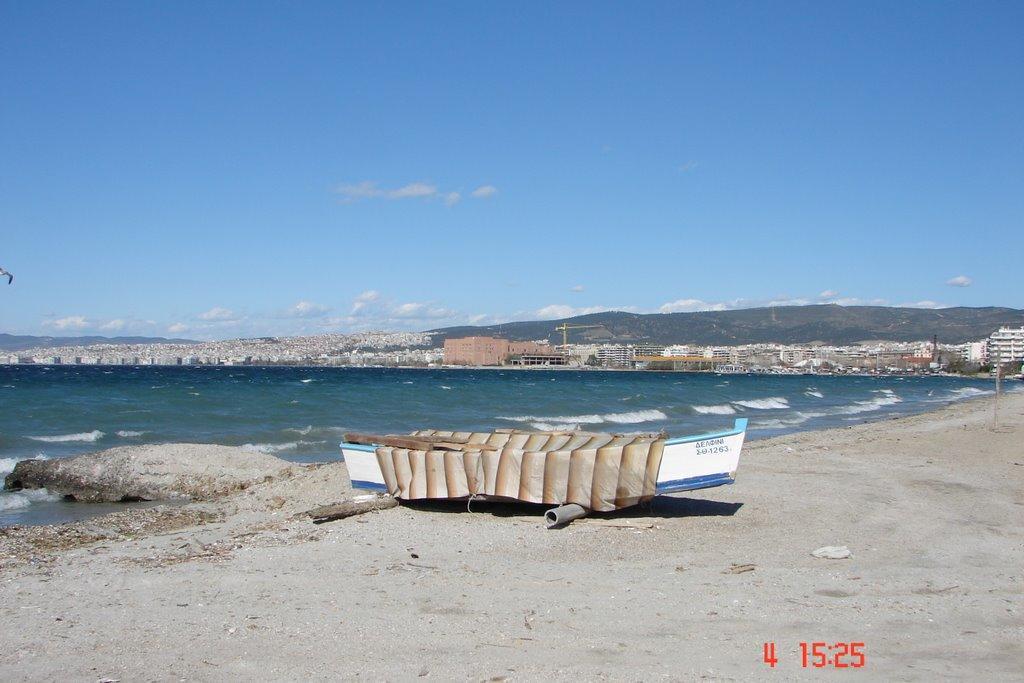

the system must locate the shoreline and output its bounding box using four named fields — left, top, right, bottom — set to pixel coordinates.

left=2, top=382, right=1017, bottom=529
left=2, top=392, right=1022, bottom=679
